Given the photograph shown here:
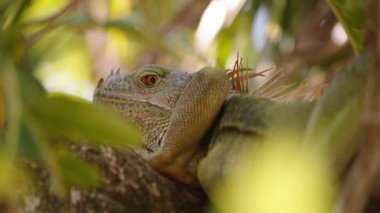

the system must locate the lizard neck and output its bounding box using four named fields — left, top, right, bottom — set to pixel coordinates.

left=95, top=97, right=171, bottom=152
left=120, top=101, right=171, bottom=152
left=140, top=113, right=170, bottom=152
